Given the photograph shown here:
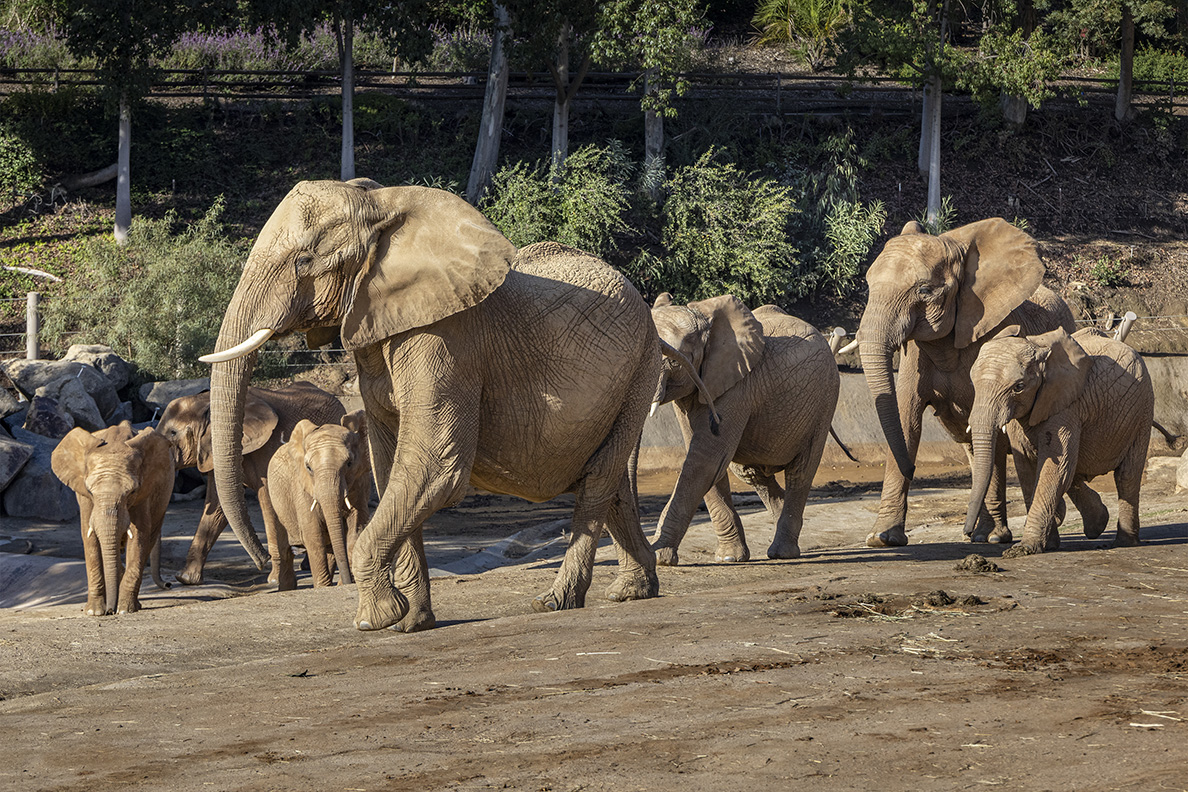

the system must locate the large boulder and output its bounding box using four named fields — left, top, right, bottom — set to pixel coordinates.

left=0, top=386, right=22, bottom=420
left=62, top=344, right=132, bottom=392
left=139, top=378, right=210, bottom=418
left=0, top=432, right=34, bottom=492
left=34, top=378, right=104, bottom=432
left=2, top=427, right=78, bottom=521
left=3, top=359, right=120, bottom=422
left=22, top=396, right=74, bottom=438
